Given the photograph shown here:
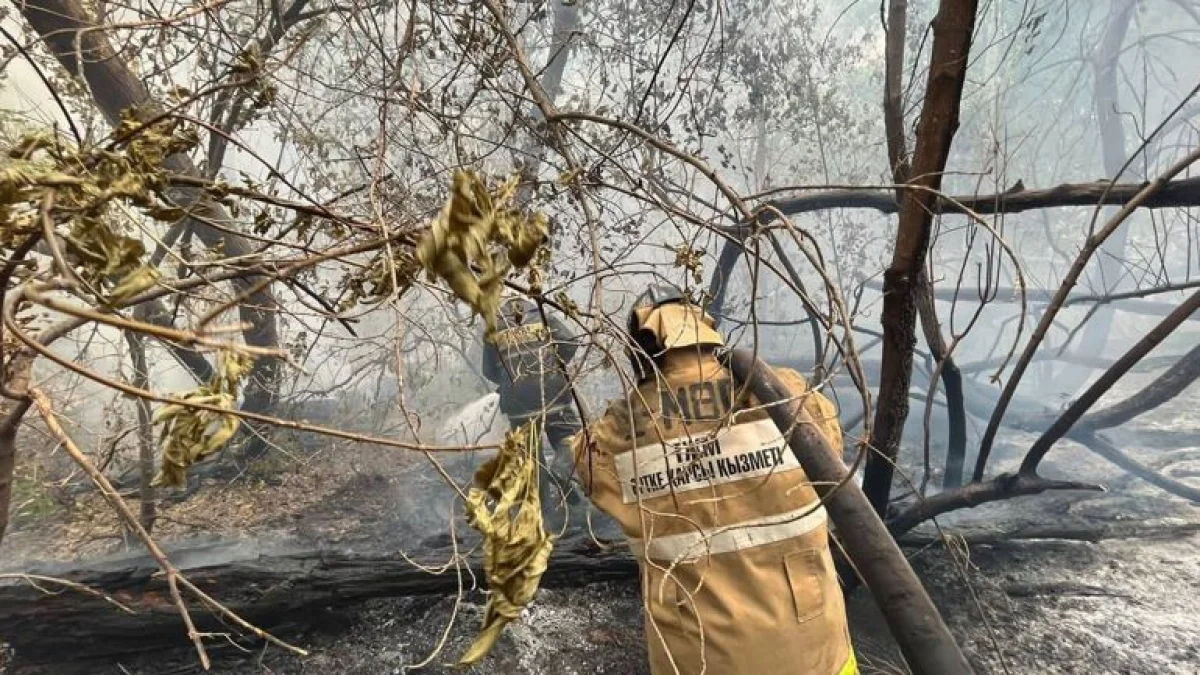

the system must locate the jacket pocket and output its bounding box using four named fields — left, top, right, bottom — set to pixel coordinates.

left=783, top=548, right=827, bottom=624
left=644, top=570, right=699, bottom=637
